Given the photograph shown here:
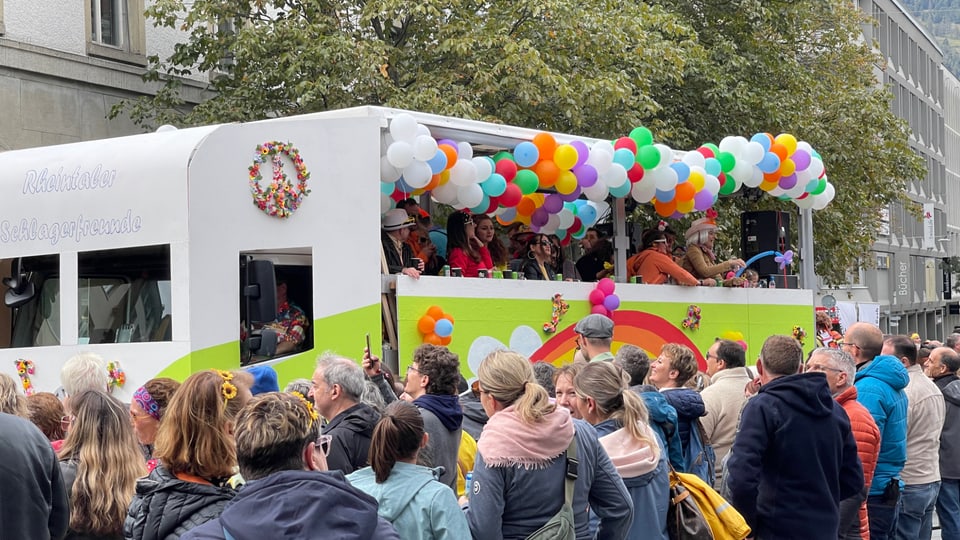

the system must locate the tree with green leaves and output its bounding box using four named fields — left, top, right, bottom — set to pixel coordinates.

left=116, top=0, right=924, bottom=286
